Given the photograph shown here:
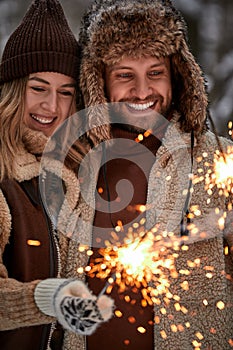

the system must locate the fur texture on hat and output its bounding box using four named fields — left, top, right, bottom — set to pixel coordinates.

left=0, top=0, right=80, bottom=84
left=79, top=0, right=208, bottom=143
